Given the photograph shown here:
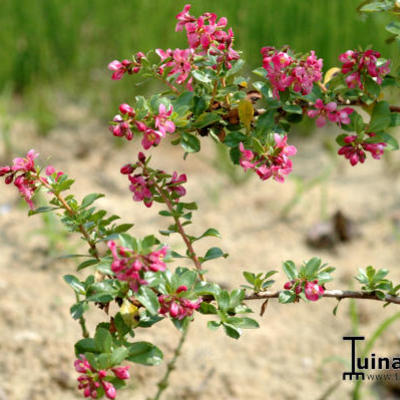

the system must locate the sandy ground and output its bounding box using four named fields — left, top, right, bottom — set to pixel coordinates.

left=1, top=105, right=400, bottom=400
